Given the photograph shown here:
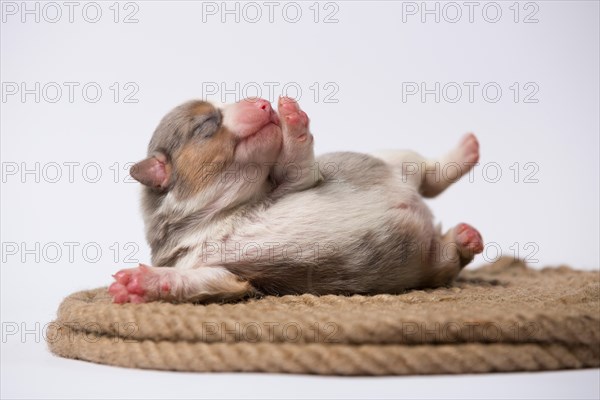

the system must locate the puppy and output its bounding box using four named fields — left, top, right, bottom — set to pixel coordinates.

left=109, top=97, right=484, bottom=303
